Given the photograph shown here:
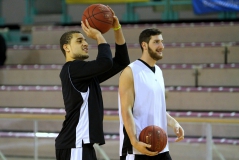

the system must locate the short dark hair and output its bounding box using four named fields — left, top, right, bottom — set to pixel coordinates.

left=139, top=28, right=162, bottom=51
left=60, top=30, right=81, bottom=57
